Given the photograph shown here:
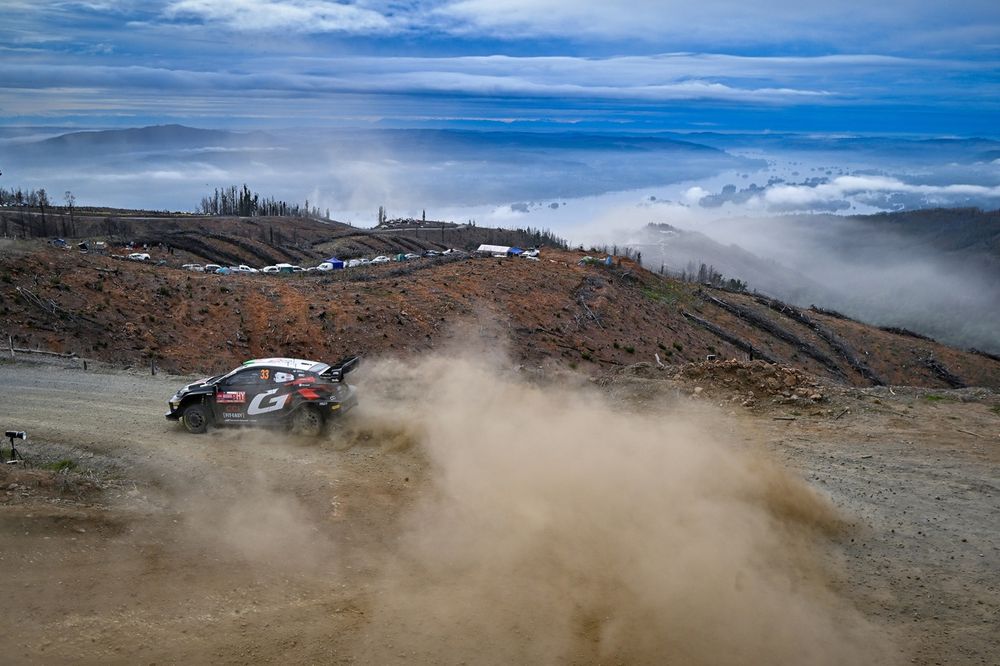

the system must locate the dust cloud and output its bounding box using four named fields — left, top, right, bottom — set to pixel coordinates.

left=346, top=351, right=896, bottom=665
